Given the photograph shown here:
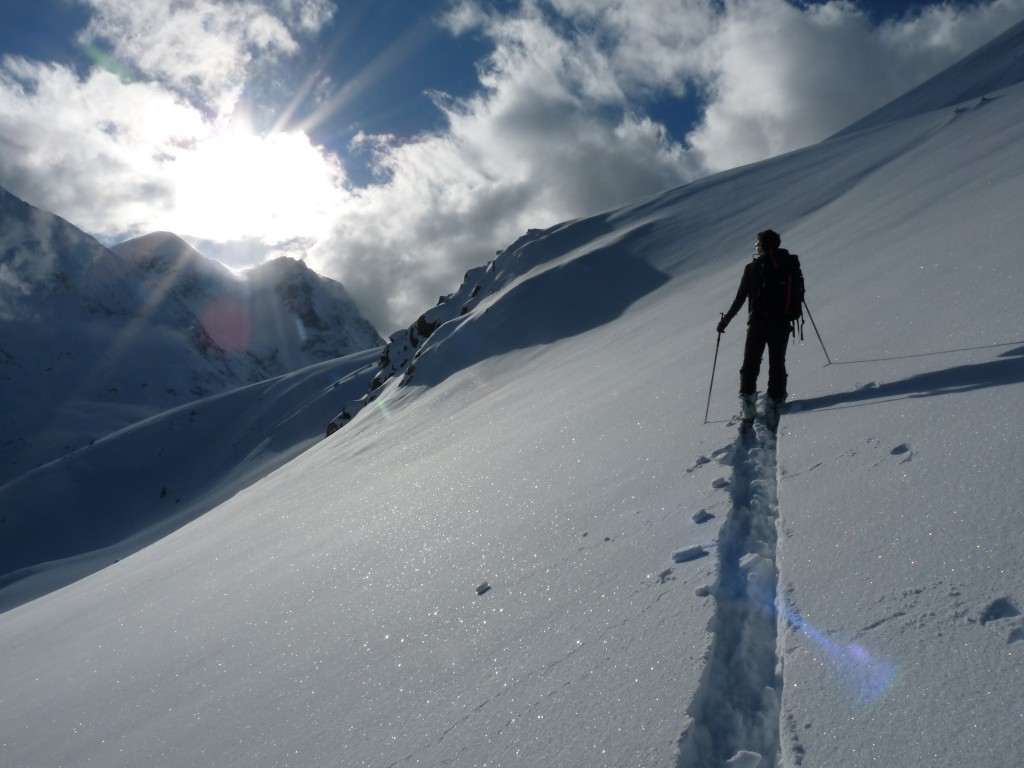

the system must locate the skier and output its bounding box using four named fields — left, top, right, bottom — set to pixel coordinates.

left=716, top=229, right=804, bottom=425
